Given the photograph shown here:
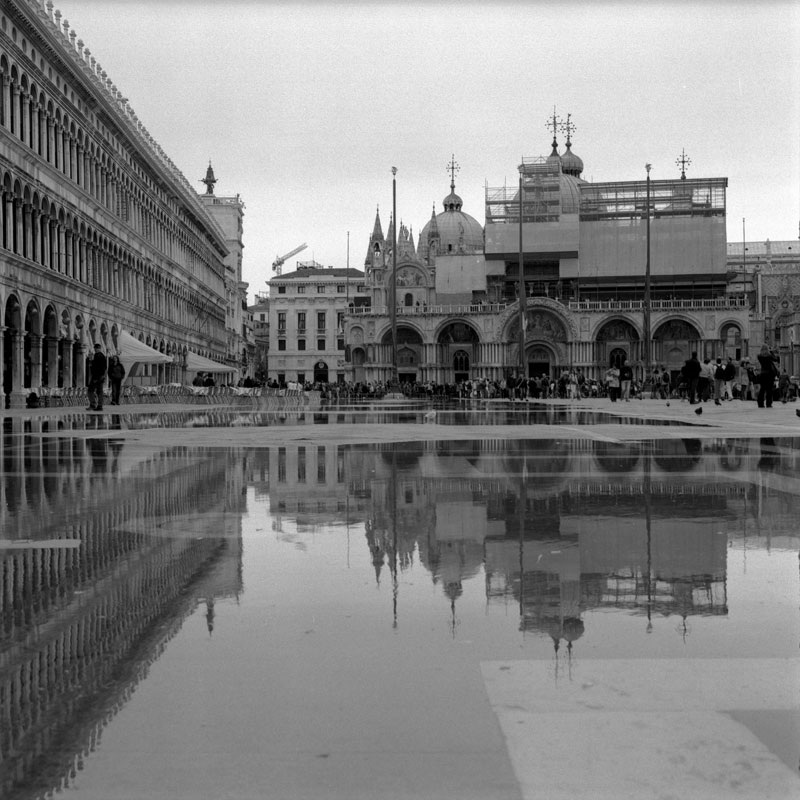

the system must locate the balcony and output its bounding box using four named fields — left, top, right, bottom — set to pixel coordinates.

left=567, top=296, right=749, bottom=312
left=348, top=302, right=510, bottom=317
